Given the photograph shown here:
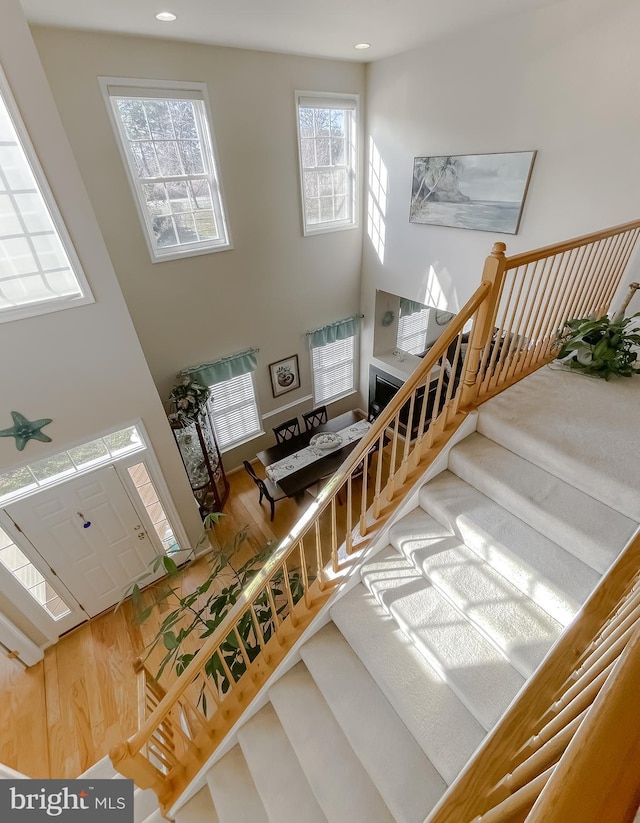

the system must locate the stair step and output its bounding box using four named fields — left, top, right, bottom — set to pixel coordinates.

left=477, top=366, right=640, bottom=521
left=449, top=433, right=636, bottom=574
left=389, top=510, right=564, bottom=676
left=141, top=811, right=164, bottom=823
left=269, top=662, right=394, bottom=823
left=359, top=546, right=525, bottom=729
left=301, top=623, right=447, bottom=823
left=237, top=703, right=326, bottom=823
left=330, top=583, right=486, bottom=784
left=133, top=789, right=161, bottom=823
left=175, top=786, right=219, bottom=823
left=419, top=471, right=599, bottom=625
left=81, top=756, right=117, bottom=780
left=82, top=756, right=160, bottom=823
left=207, top=745, right=269, bottom=823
